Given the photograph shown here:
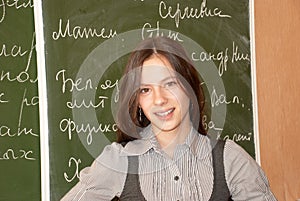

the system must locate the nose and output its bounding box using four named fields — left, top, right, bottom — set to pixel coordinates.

left=153, top=86, right=167, bottom=106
